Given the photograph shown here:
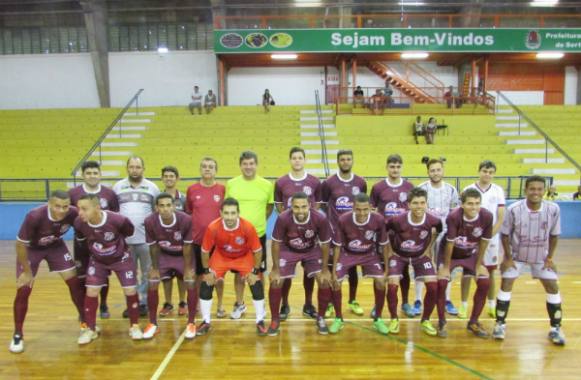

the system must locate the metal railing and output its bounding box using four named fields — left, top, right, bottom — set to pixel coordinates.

left=315, top=90, right=331, bottom=177
left=496, top=91, right=581, bottom=171
left=70, top=89, right=144, bottom=178
left=0, top=175, right=552, bottom=202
